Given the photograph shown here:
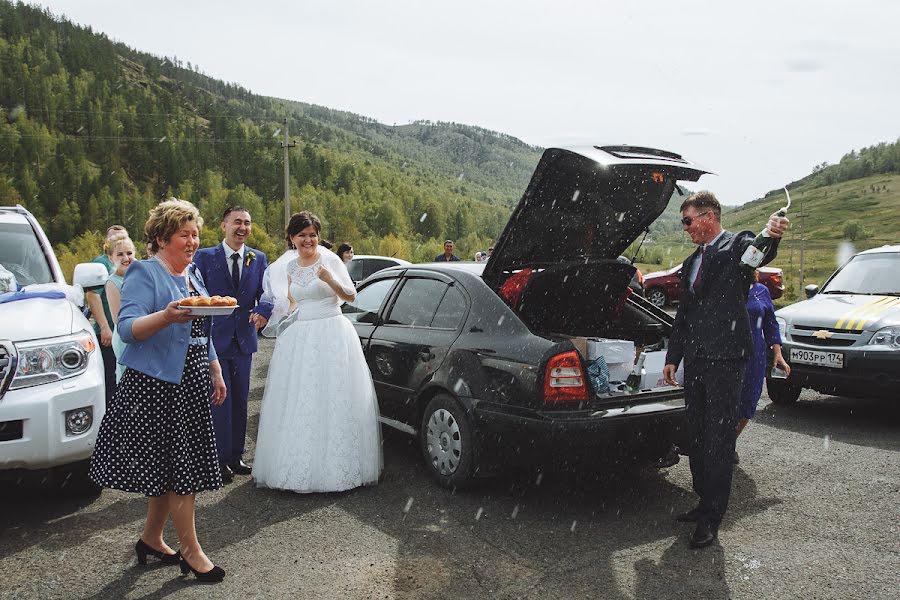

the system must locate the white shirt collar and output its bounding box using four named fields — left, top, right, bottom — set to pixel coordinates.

left=222, top=241, right=245, bottom=259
